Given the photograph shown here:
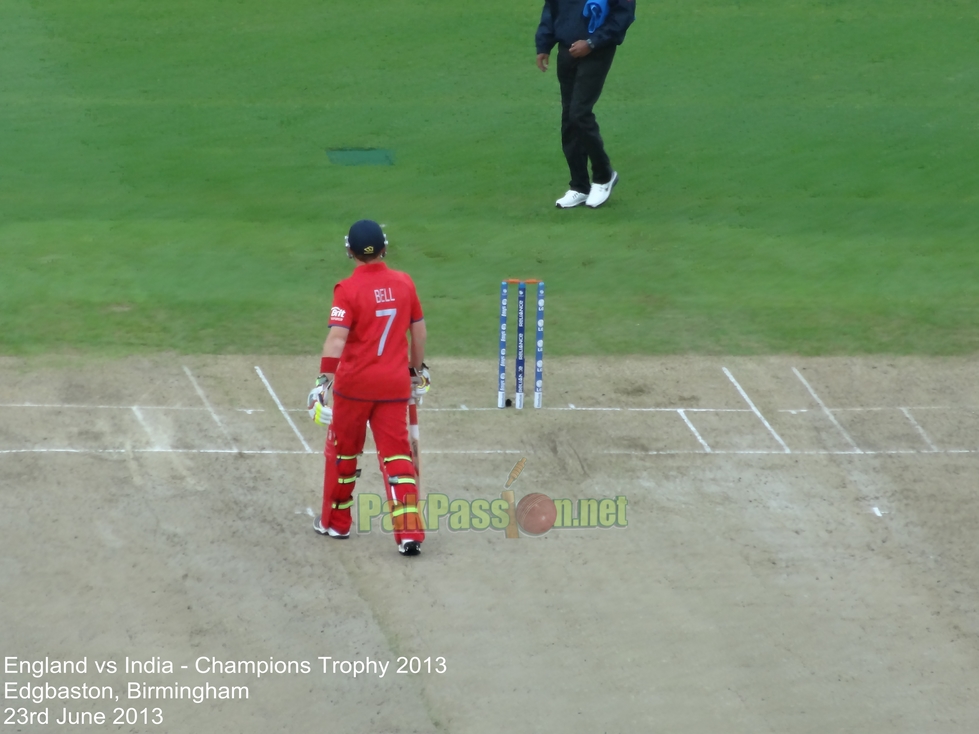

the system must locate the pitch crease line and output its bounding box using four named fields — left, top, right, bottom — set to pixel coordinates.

left=183, top=365, right=239, bottom=452
left=722, top=367, right=791, bottom=453
left=0, top=447, right=522, bottom=456
left=900, top=407, right=939, bottom=452
left=0, top=402, right=208, bottom=411
left=254, top=366, right=313, bottom=453
left=300, top=406, right=754, bottom=413
left=2, top=447, right=976, bottom=457
left=677, top=409, right=711, bottom=453
left=791, top=367, right=862, bottom=453
left=131, top=406, right=167, bottom=451
left=603, top=448, right=970, bottom=456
